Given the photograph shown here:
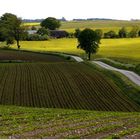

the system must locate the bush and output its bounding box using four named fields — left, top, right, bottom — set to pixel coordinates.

left=135, top=64, right=140, bottom=75
left=50, top=30, right=69, bottom=38
left=74, top=28, right=81, bottom=38
left=118, top=27, right=127, bottom=38
left=128, top=26, right=139, bottom=38
left=27, top=34, right=49, bottom=41
left=95, top=29, right=103, bottom=39
left=104, top=31, right=118, bottom=38
left=37, top=27, right=50, bottom=36
left=68, top=32, right=74, bottom=38
left=6, top=37, right=15, bottom=45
